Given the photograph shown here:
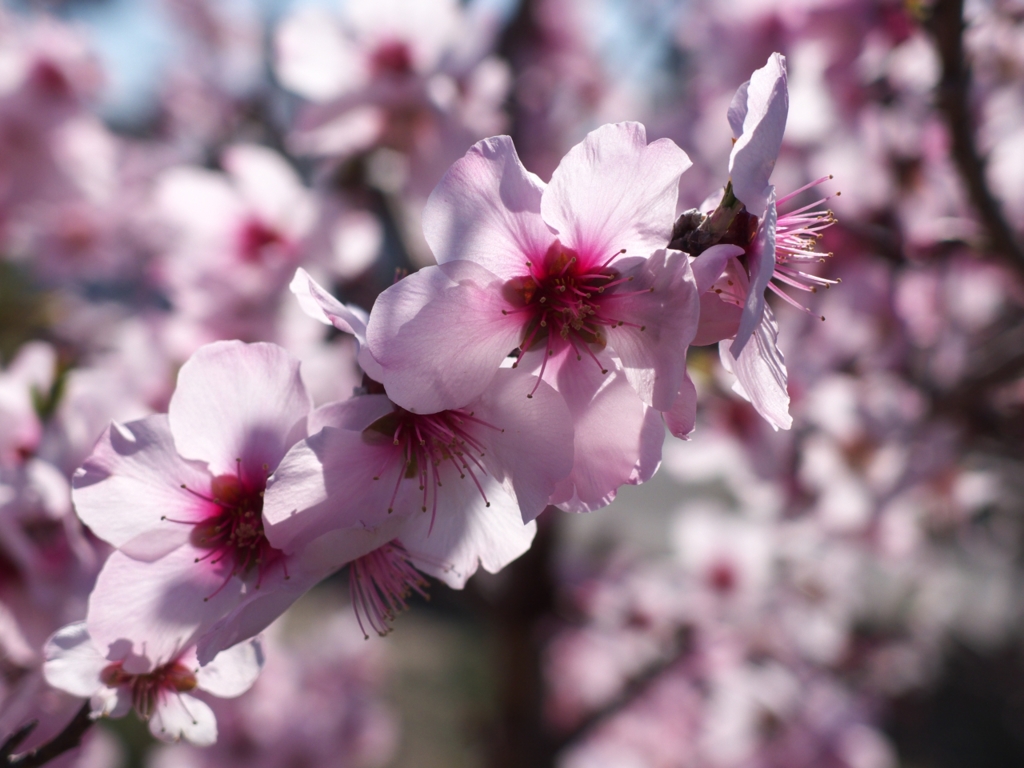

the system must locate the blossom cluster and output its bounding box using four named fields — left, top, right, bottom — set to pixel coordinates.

left=1, top=0, right=1023, bottom=766
left=41, top=43, right=814, bottom=755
